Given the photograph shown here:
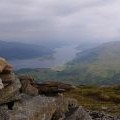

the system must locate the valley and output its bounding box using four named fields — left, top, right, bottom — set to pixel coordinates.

left=10, top=44, right=79, bottom=69
left=0, top=40, right=54, bottom=60
left=16, top=41, right=120, bottom=85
